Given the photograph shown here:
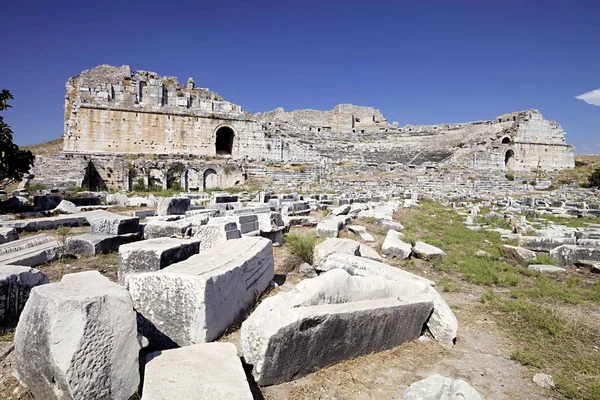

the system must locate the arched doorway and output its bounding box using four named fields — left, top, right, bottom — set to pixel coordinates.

left=505, top=149, right=516, bottom=170
left=501, top=136, right=511, bottom=144
left=203, top=168, right=218, bottom=190
left=215, top=126, right=234, bottom=156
